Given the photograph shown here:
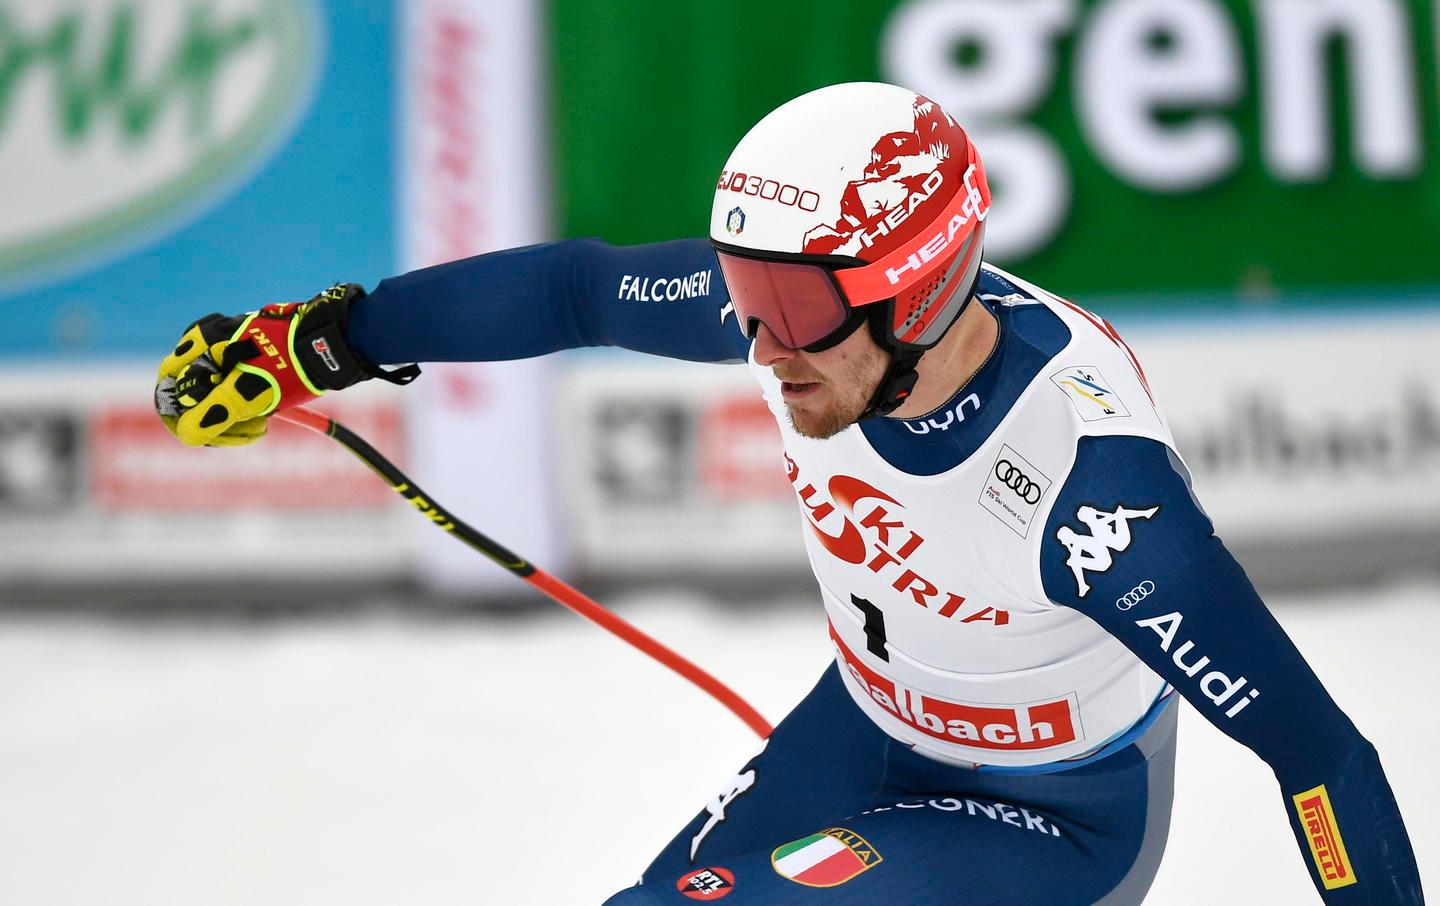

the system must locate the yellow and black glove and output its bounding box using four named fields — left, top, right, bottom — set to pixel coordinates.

left=153, top=283, right=419, bottom=447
